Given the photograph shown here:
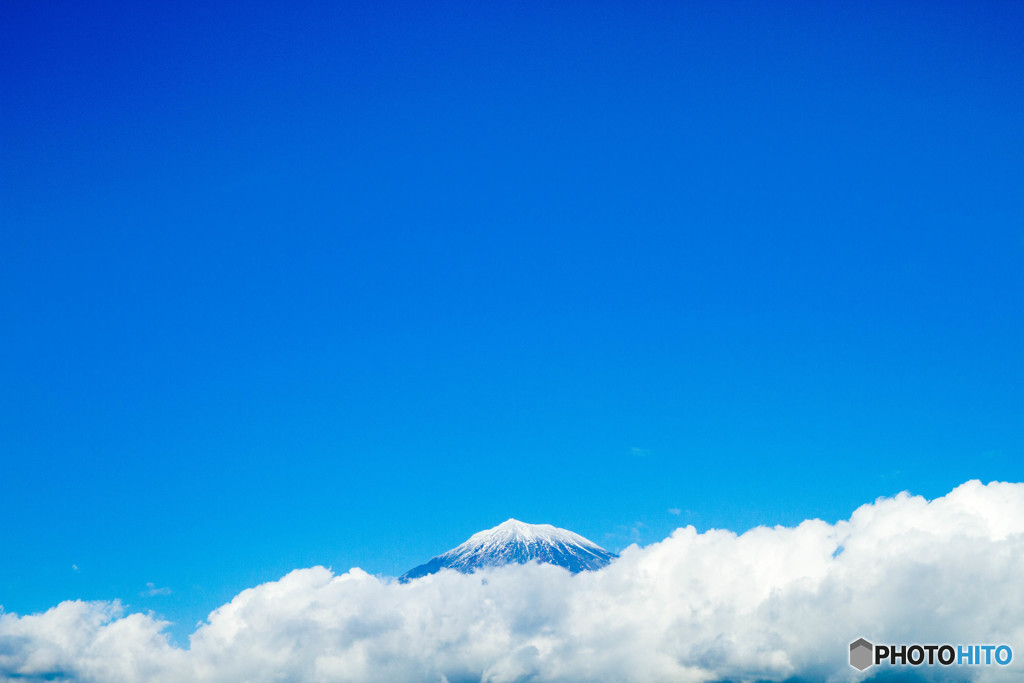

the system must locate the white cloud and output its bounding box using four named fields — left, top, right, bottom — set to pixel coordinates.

left=141, top=583, right=172, bottom=597
left=3, top=480, right=1024, bottom=682
left=668, top=508, right=682, bottom=515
